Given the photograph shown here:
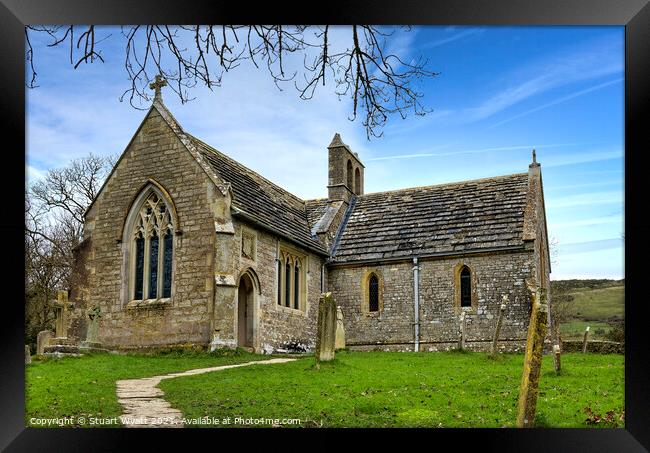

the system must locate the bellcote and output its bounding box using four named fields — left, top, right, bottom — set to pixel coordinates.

left=327, top=133, right=364, bottom=203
